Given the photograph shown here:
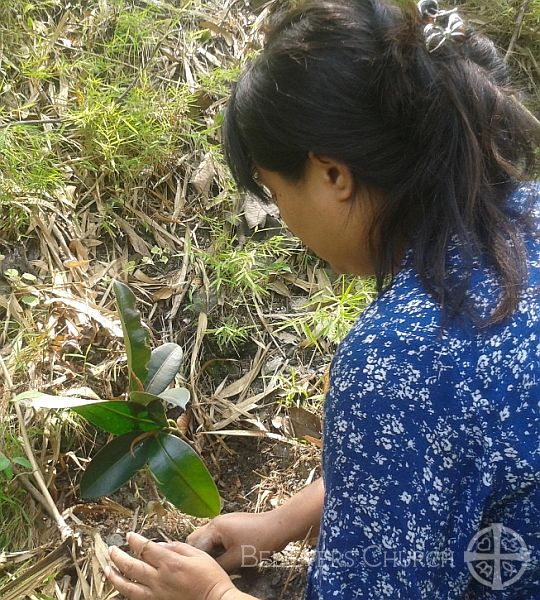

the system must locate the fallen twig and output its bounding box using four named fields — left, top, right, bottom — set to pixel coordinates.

left=277, top=526, right=313, bottom=600
left=0, top=355, right=76, bottom=542
left=505, top=0, right=530, bottom=61
left=0, top=118, right=64, bottom=129
left=0, top=538, right=73, bottom=600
